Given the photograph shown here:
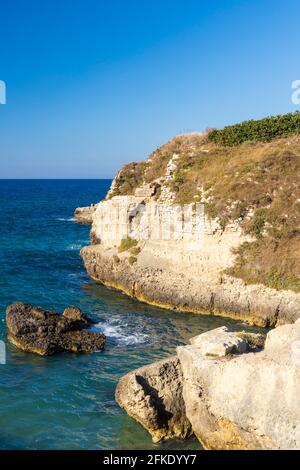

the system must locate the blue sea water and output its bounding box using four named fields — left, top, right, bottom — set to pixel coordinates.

left=0, top=180, right=258, bottom=450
